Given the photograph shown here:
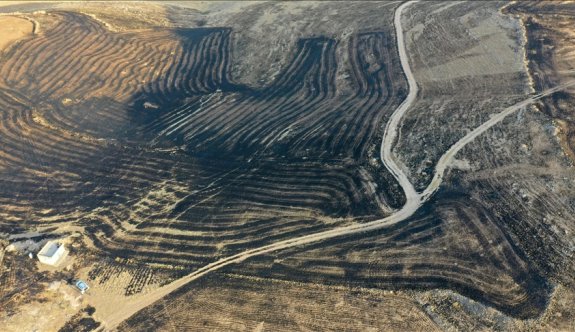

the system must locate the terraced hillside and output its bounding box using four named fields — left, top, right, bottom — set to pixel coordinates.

left=121, top=274, right=440, bottom=332
left=2, top=1, right=575, bottom=331
left=119, top=2, right=575, bottom=331
left=0, top=9, right=405, bottom=277
left=223, top=0, right=555, bottom=319
left=236, top=193, right=550, bottom=316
